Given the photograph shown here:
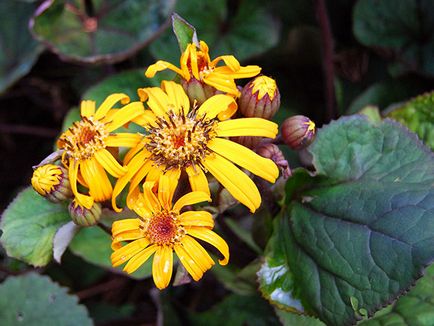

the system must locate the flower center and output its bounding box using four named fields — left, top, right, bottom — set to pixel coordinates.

left=146, top=109, right=217, bottom=170
left=145, top=211, right=186, bottom=246
left=58, top=116, right=109, bottom=161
